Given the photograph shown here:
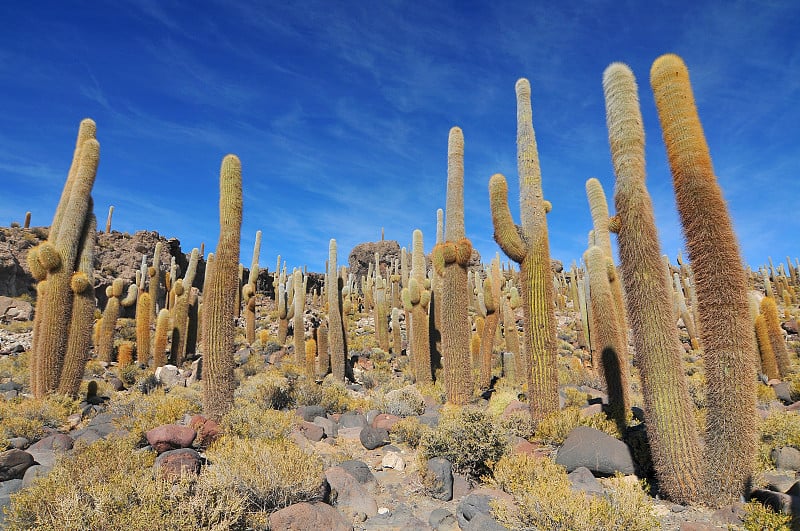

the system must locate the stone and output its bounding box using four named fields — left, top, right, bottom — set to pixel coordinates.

left=21, top=463, right=52, bottom=487
left=313, top=416, right=339, bottom=438
left=187, top=415, right=221, bottom=446
left=782, top=319, right=799, bottom=335
left=360, top=426, right=390, bottom=450
left=362, top=503, right=426, bottom=530
left=0, top=449, right=34, bottom=481
left=297, top=405, right=326, bottom=422
left=772, top=381, right=794, bottom=404
left=456, top=491, right=512, bottom=530
left=154, top=448, right=202, bottom=479
left=7, top=437, right=28, bottom=450
left=567, top=466, right=604, bottom=495
left=0, top=296, right=33, bottom=321
left=0, top=381, right=22, bottom=392
left=761, top=471, right=798, bottom=493
left=338, top=460, right=376, bottom=486
left=461, top=512, right=509, bottom=531
left=29, top=433, right=74, bottom=452
left=297, top=421, right=325, bottom=442
left=418, top=413, right=440, bottom=428
left=155, top=365, right=184, bottom=388
left=365, top=409, right=381, bottom=425
left=108, top=377, right=125, bottom=391
left=429, top=508, right=459, bottom=531
left=750, top=489, right=800, bottom=519
left=371, top=413, right=401, bottom=431
left=772, top=446, right=800, bottom=471
left=268, top=502, right=351, bottom=531
left=325, top=465, right=378, bottom=518
left=425, top=457, right=453, bottom=501
left=555, top=426, right=635, bottom=476
left=339, top=411, right=368, bottom=428
left=381, top=451, right=405, bottom=471
left=145, top=424, right=197, bottom=454
left=186, top=357, right=202, bottom=384
left=710, top=502, right=747, bottom=526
